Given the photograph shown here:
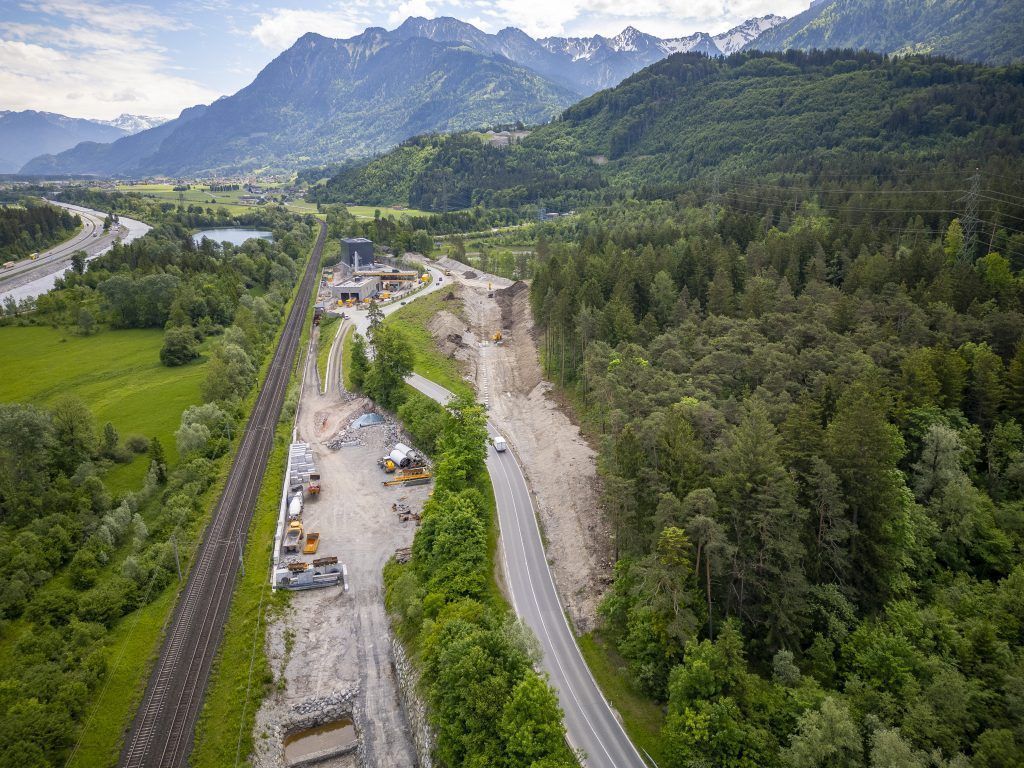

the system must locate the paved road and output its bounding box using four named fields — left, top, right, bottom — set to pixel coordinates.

left=343, top=266, right=647, bottom=767
left=406, top=372, right=648, bottom=768
left=0, top=200, right=150, bottom=302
